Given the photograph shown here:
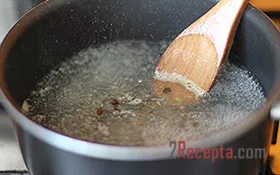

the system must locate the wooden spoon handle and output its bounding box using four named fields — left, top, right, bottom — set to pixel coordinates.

left=178, top=0, right=249, bottom=63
